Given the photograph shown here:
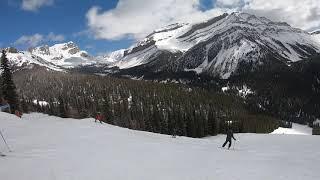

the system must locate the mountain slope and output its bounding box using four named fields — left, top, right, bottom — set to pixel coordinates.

left=0, top=112, right=318, bottom=180
left=104, top=12, right=320, bottom=79
left=311, top=30, right=320, bottom=44
left=4, top=48, right=63, bottom=71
